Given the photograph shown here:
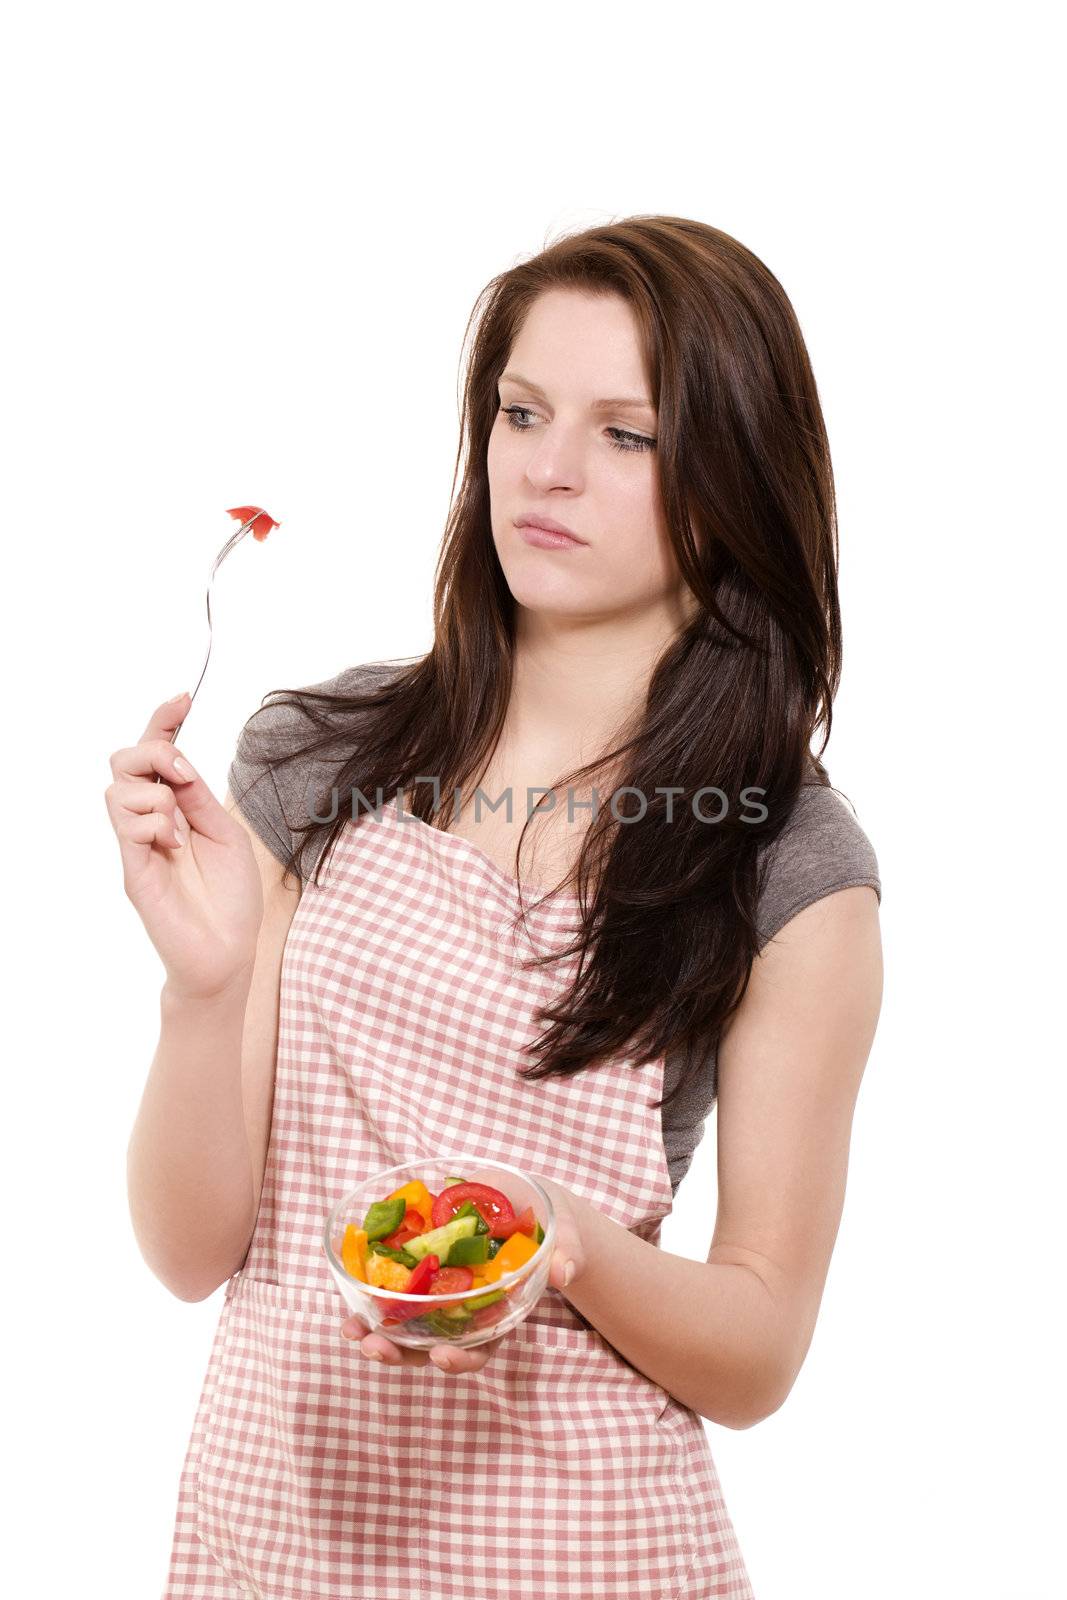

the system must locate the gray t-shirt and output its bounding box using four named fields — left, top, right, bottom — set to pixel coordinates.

left=228, top=660, right=882, bottom=1197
